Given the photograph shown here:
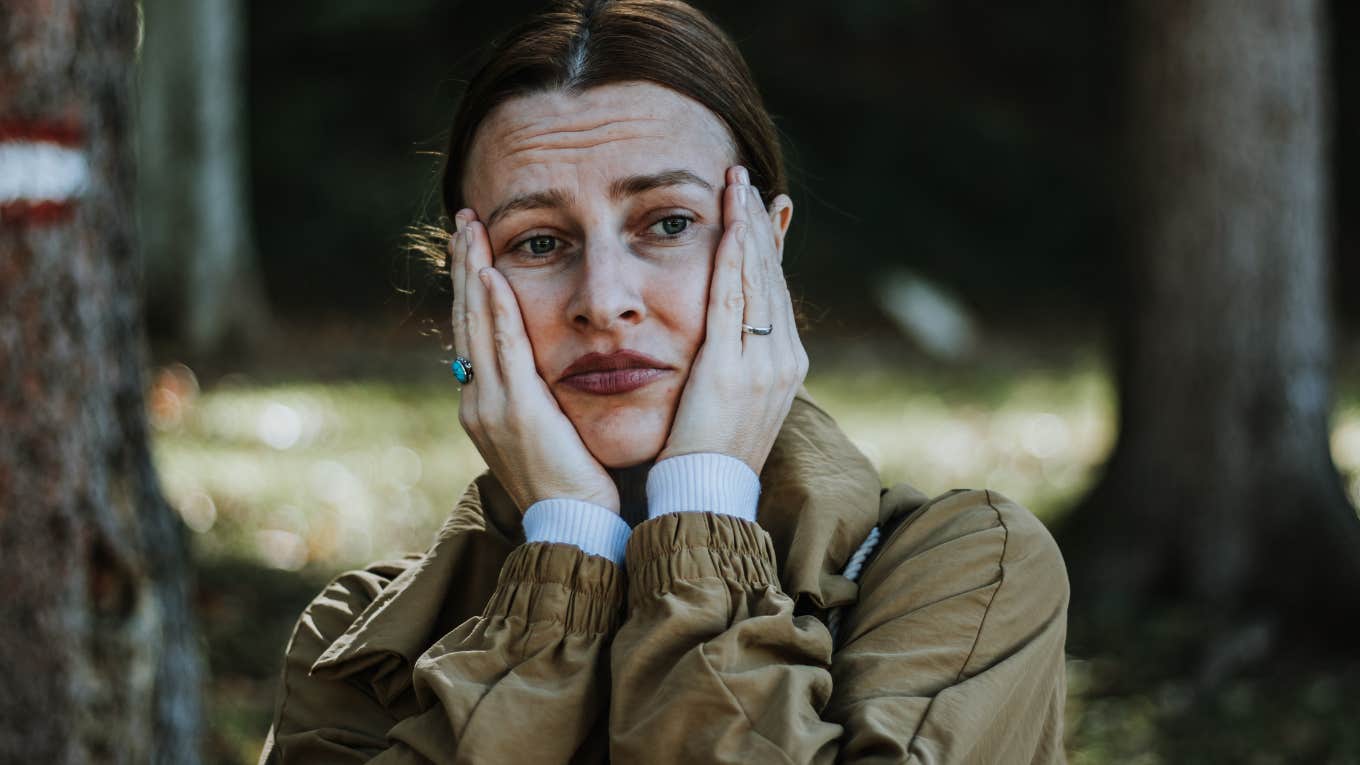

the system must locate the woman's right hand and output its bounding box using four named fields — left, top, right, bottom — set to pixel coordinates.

left=450, top=209, right=621, bottom=514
